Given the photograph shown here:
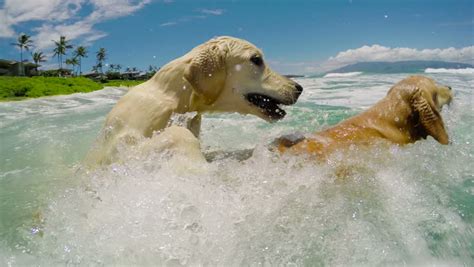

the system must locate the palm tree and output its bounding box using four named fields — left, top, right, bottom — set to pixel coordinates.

left=71, top=57, right=79, bottom=76
left=96, top=48, right=106, bottom=74
left=65, top=58, right=73, bottom=74
left=92, top=62, right=104, bottom=74
left=147, top=65, right=158, bottom=78
left=65, top=57, right=79, bottom=76
left=108, top=64, right=116, bottom=73
left=116, top=64, right=122, bottom=73
left=52, top=36, right=73, bottom=74
left=11, top=34, right=33, bottom=76
left=148, top=65, right=155, bottom=72
left=31, top=51, right=47, bottom=73
left=92, top=65, right=99, bottom=73
left=73, top=46, right=87, bottom=75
